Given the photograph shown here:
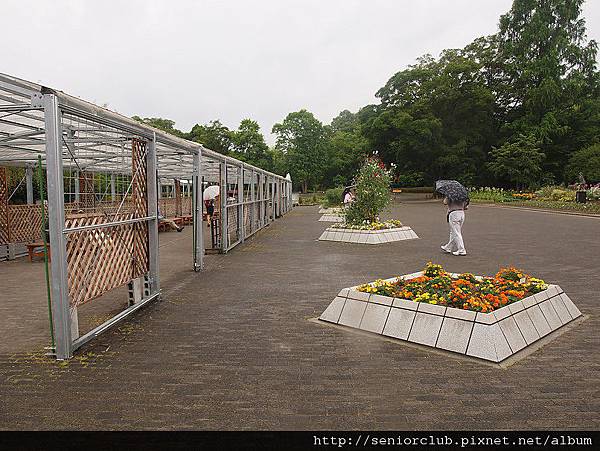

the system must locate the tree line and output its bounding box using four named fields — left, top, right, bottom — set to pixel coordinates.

left=135, top=0, right=600, bottom=192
